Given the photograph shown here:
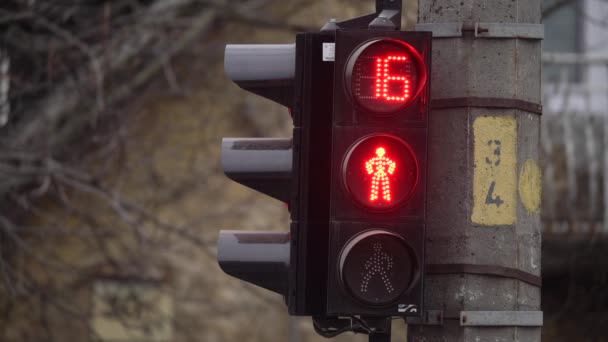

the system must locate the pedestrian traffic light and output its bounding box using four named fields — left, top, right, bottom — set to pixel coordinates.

left=217, top=0, right=432, bottom=335
left=326, top=29, right=431, bottom=316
